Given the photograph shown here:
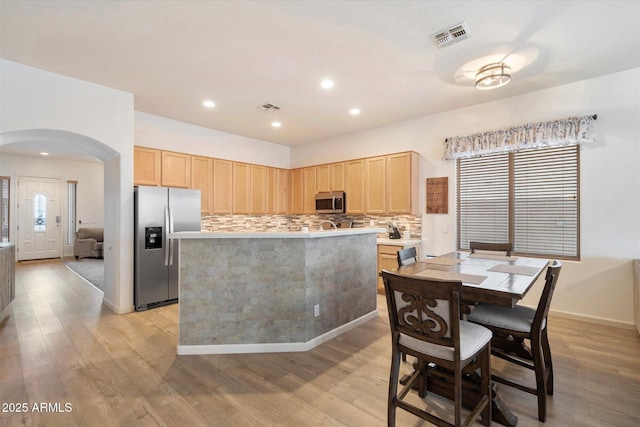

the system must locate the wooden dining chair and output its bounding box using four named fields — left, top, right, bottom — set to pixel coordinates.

left=466, top=261, right=562, bottom=422
left=396, top=246, right=418, bottom=363
left=381, top=270, right=492, bottom=427
left=469, top=241, right=512, bottom=256
left=396, top=246, right=418, bottom=267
